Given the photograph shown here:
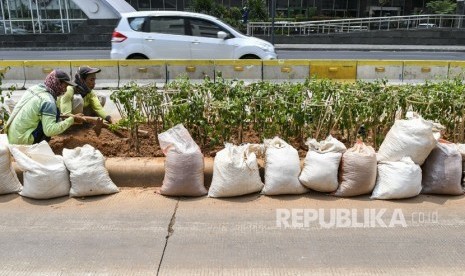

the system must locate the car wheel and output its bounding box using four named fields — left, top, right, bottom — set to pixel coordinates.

left=127, top=54, right=148, bottom=59
left=239, top=54, right=260, bottom=59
